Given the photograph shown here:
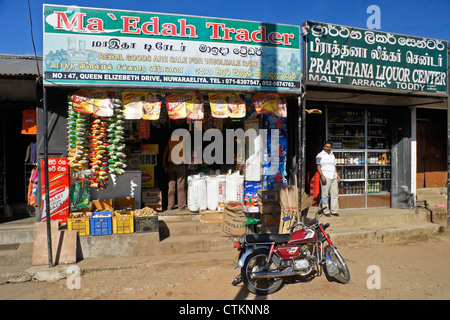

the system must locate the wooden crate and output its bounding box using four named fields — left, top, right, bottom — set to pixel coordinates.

left=200, top=209, right=223, bottom=224
left=257, top=189, right=282, bottom=228
left=264, top=212, right=281, bottom=226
